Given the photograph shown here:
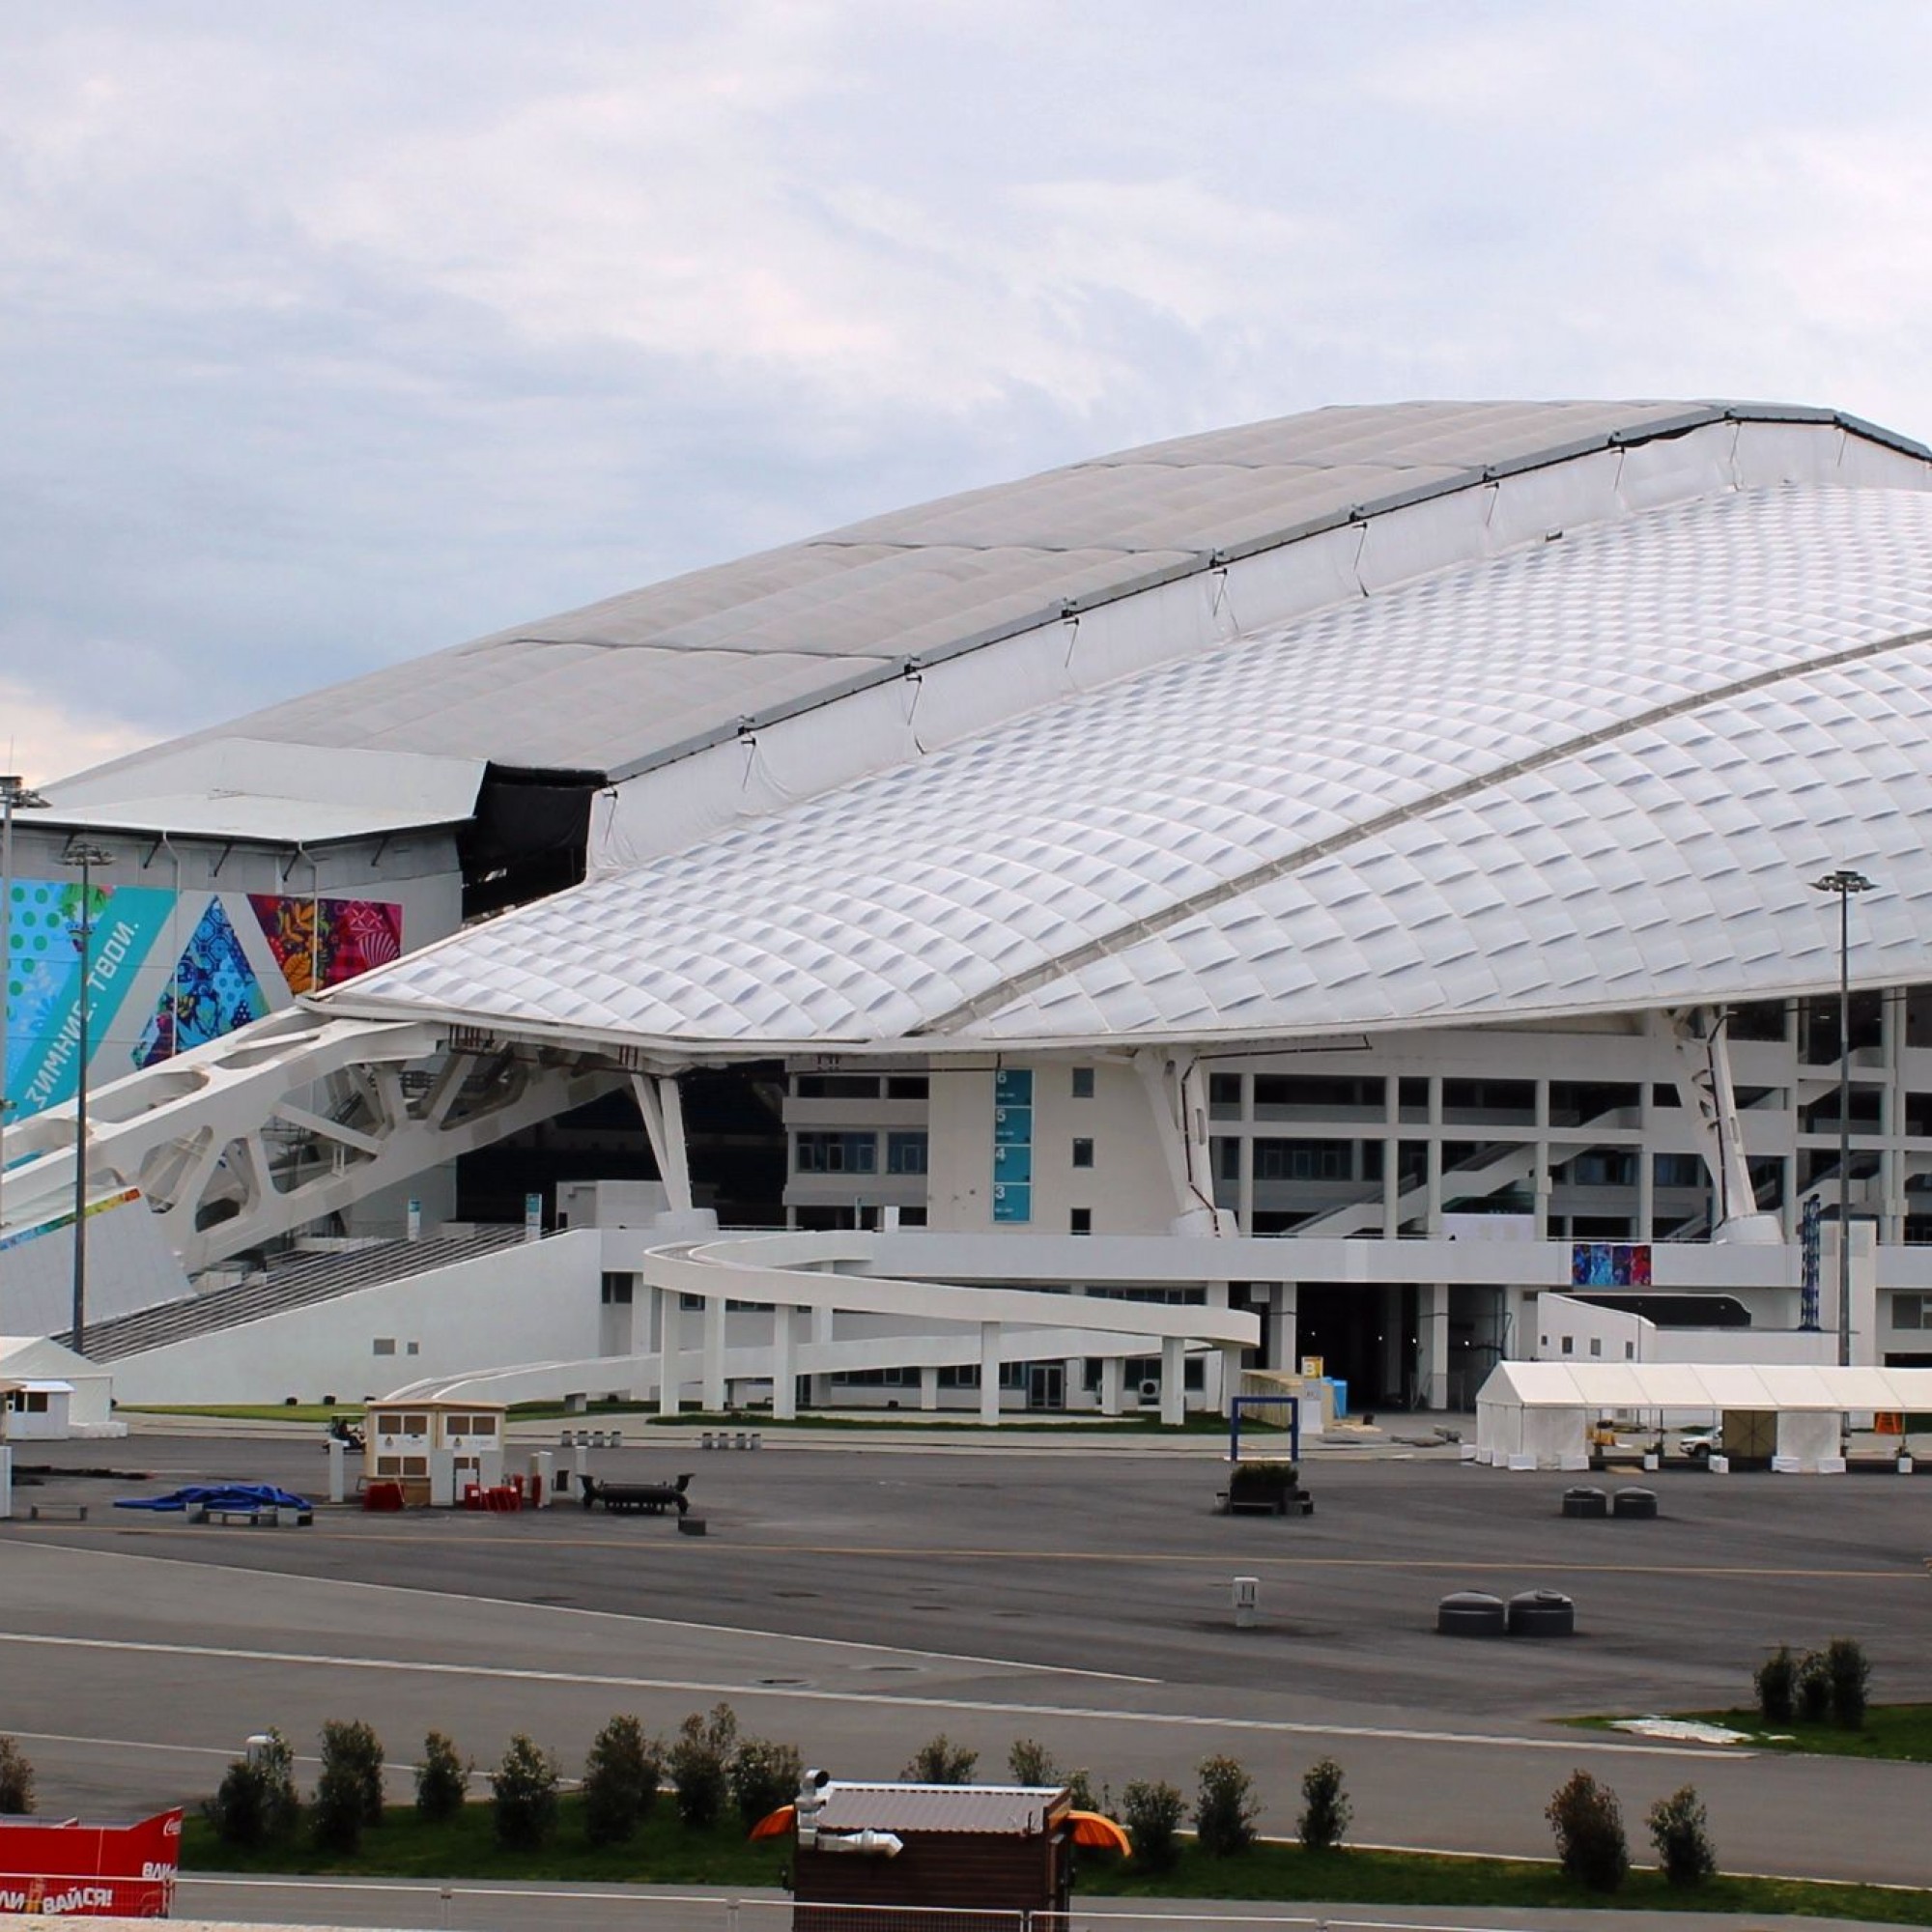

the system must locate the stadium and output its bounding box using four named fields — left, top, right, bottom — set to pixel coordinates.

left=8, top=398, right=1932, bottom=1422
